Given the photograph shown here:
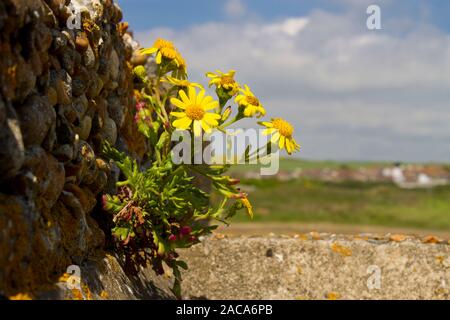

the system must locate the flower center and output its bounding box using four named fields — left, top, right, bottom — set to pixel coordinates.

left=272, top=118, right=293, bottom=137
left=185, top=104, right=205, bottom=120
left=154, top=38, right=174, bottom=50
left=160, top=47, right=177, bottom=59
left=221, top=76, right=235, bottom=86
left=246, top=95, right=260, bottom=106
